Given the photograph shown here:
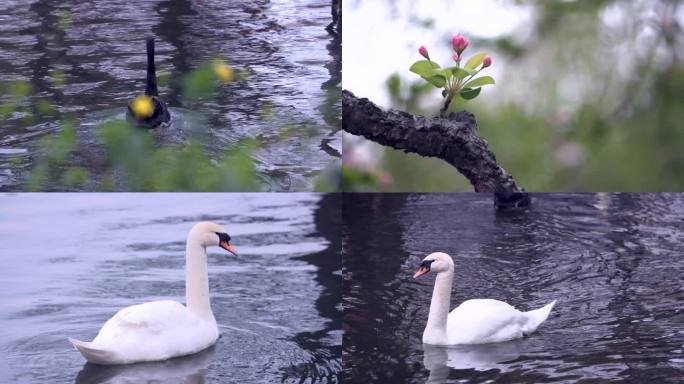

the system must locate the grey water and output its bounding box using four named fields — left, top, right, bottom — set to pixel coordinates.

left=0, top=0, right=341, bottom=191
left=342, top=193, right=684, bottom=383
left=0, top=193, right=341, bottom=383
